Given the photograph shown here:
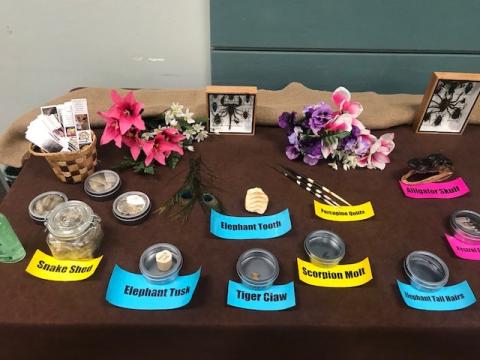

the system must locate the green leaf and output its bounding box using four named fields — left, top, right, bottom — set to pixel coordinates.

left=196, top=117, right=208, bottom=125
left=335, top=131, right=350, bottom=139
left=143, top=166, right=155, bottom=175
left=320, top=130, right=350, bottom=146
left=143, top=115, right=165, bottom=130
left=133, top=162, right=145, bottom=173
left=167, top=153, right=182, bottom=169
left=113, top=156, right=138, bottom=171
